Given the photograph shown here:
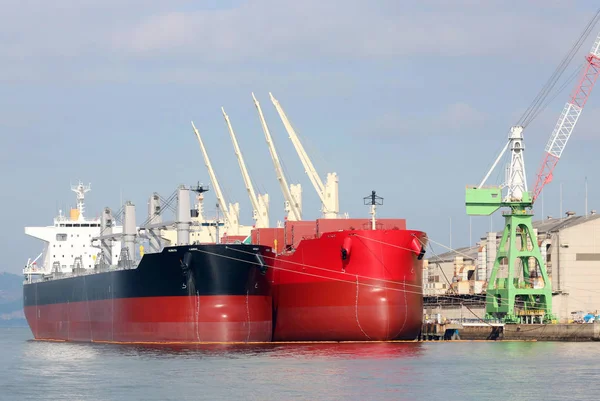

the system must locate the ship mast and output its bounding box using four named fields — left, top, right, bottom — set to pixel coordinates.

left=269, top=92, right=339, bottom=219
left=191, top=121, right=241, bottom=235
left=364, top=190, right=383, bottom=230
left=71, top=182, right=91, bottom=220
left=252, top=93, right=302, bottom=221
left=222, top=107, right=270, bottom=228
